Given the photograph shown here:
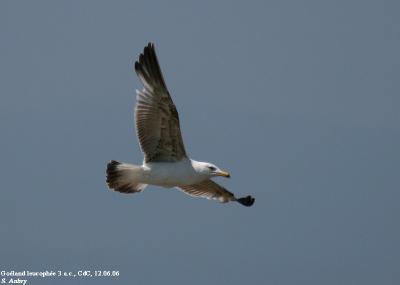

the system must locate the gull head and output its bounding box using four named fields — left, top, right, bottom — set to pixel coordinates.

left=193, top=161, right=230, bottom=178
